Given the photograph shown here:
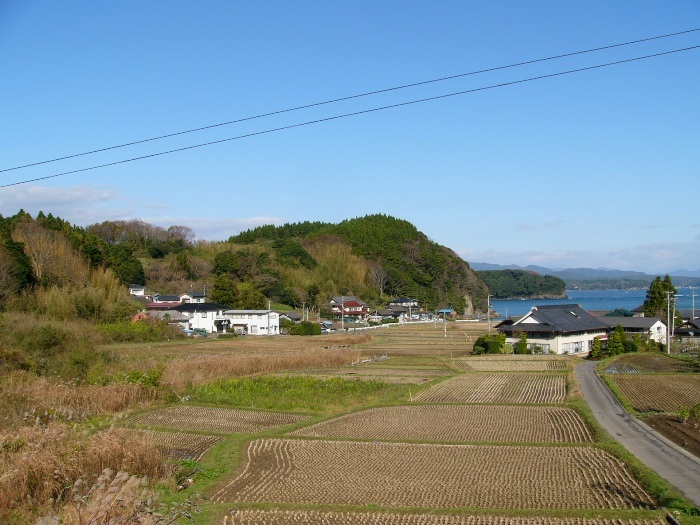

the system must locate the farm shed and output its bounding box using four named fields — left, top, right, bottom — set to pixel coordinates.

left=497, top=304, right=608, bottom=355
